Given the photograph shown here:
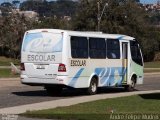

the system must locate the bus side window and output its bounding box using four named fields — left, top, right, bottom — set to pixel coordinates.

left=71, top=36, right=88, bottom=58
left=107, top=39, right=120, bottom=59
left=89, top=38, right=106, bottom=59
